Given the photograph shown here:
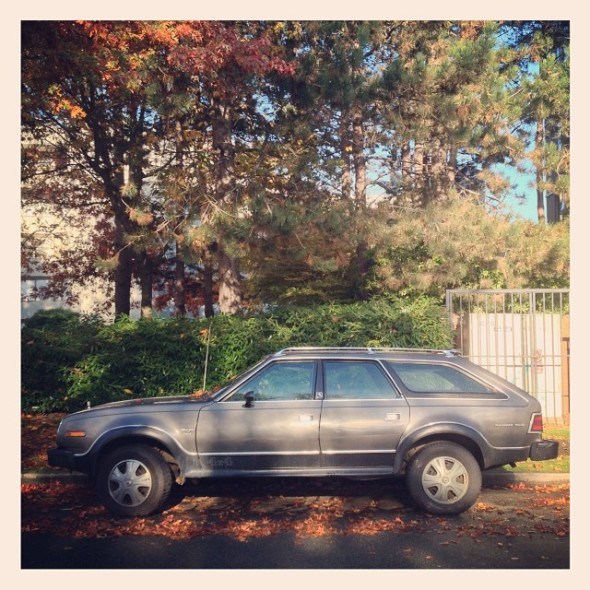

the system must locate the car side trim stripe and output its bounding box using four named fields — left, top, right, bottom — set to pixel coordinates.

left=198, top=449, right=396, bottom=456
left=198, top=450, right=320, bottom=456
left=320, top=449, right=397, bottom=455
